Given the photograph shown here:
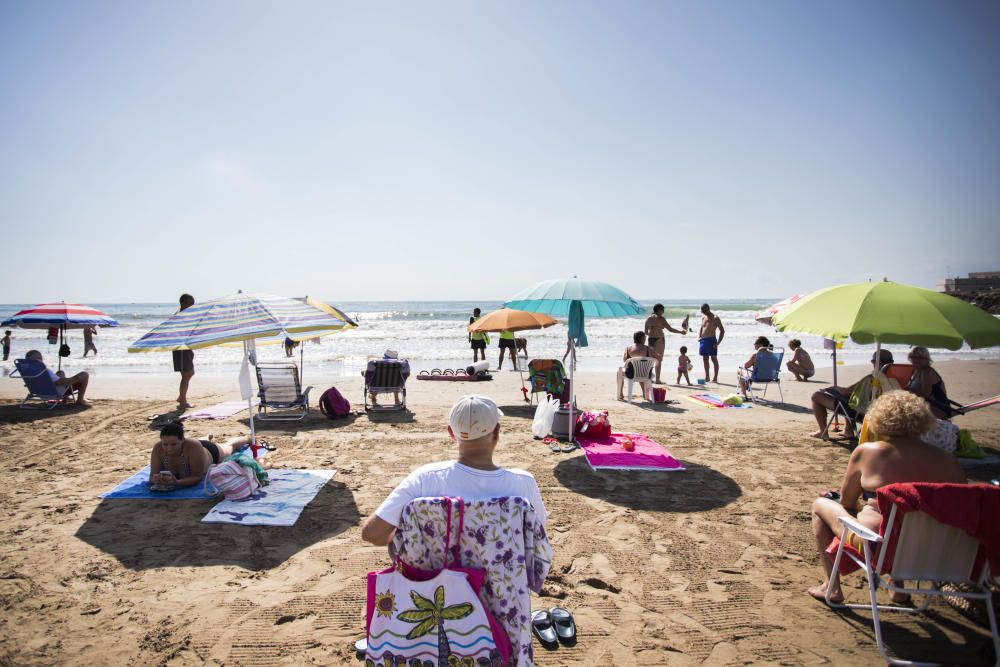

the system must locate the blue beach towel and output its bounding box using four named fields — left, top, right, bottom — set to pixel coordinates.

left=100, top=465, right=215, bottom=499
